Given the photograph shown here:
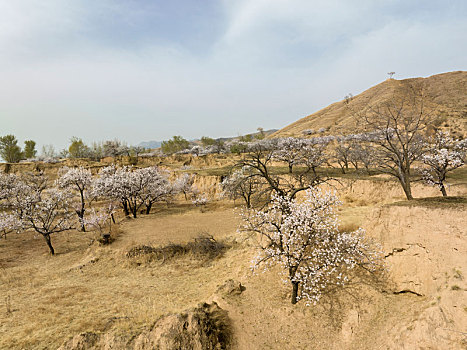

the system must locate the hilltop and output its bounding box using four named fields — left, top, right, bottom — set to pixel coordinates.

left=273, top=71, right=467, bottom=138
